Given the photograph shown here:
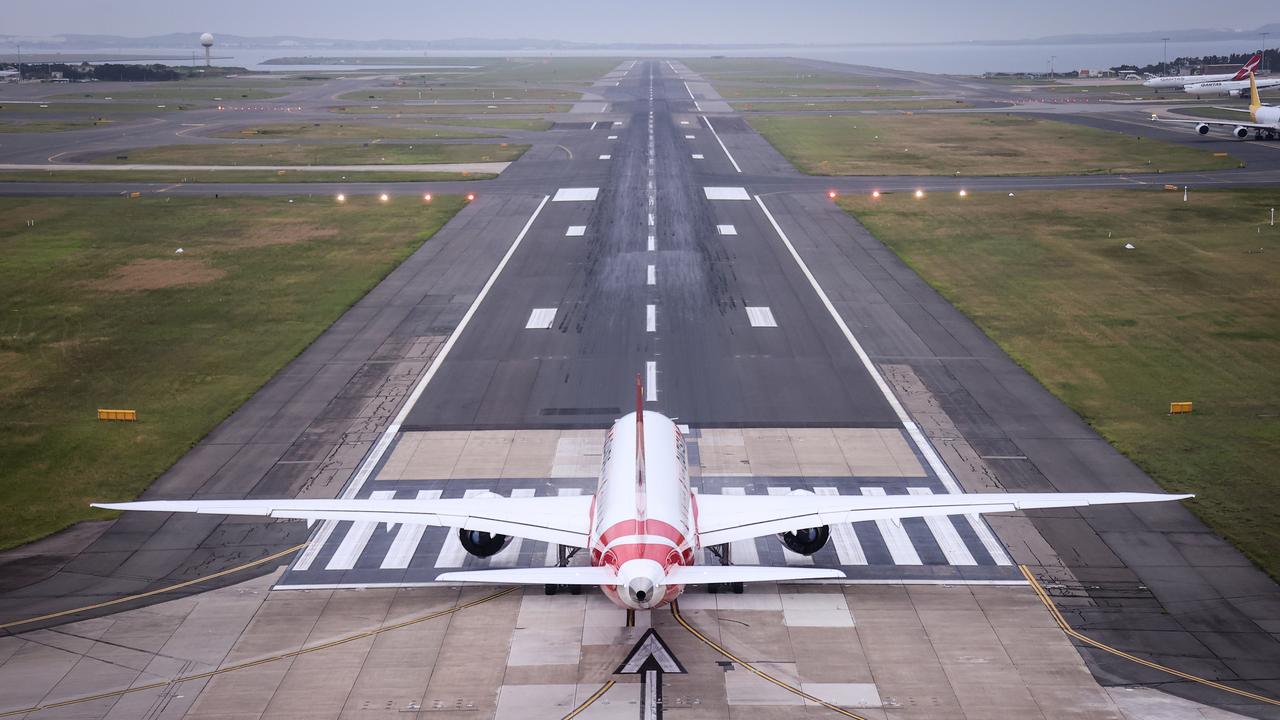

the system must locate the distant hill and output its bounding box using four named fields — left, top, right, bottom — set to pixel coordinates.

left=2, top=24, right=1278, bottom=52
